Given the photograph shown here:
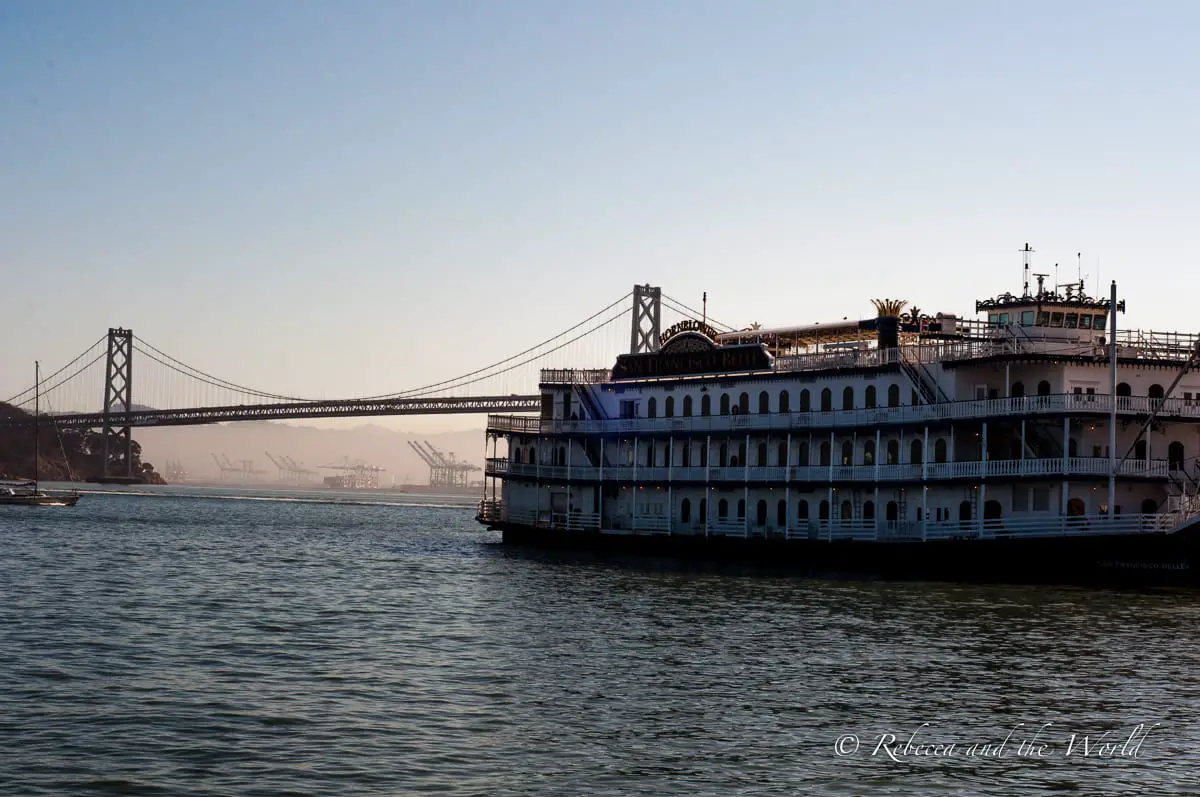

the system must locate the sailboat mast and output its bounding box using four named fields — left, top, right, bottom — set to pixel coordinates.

left=34, top=361, right=39, bottom=488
